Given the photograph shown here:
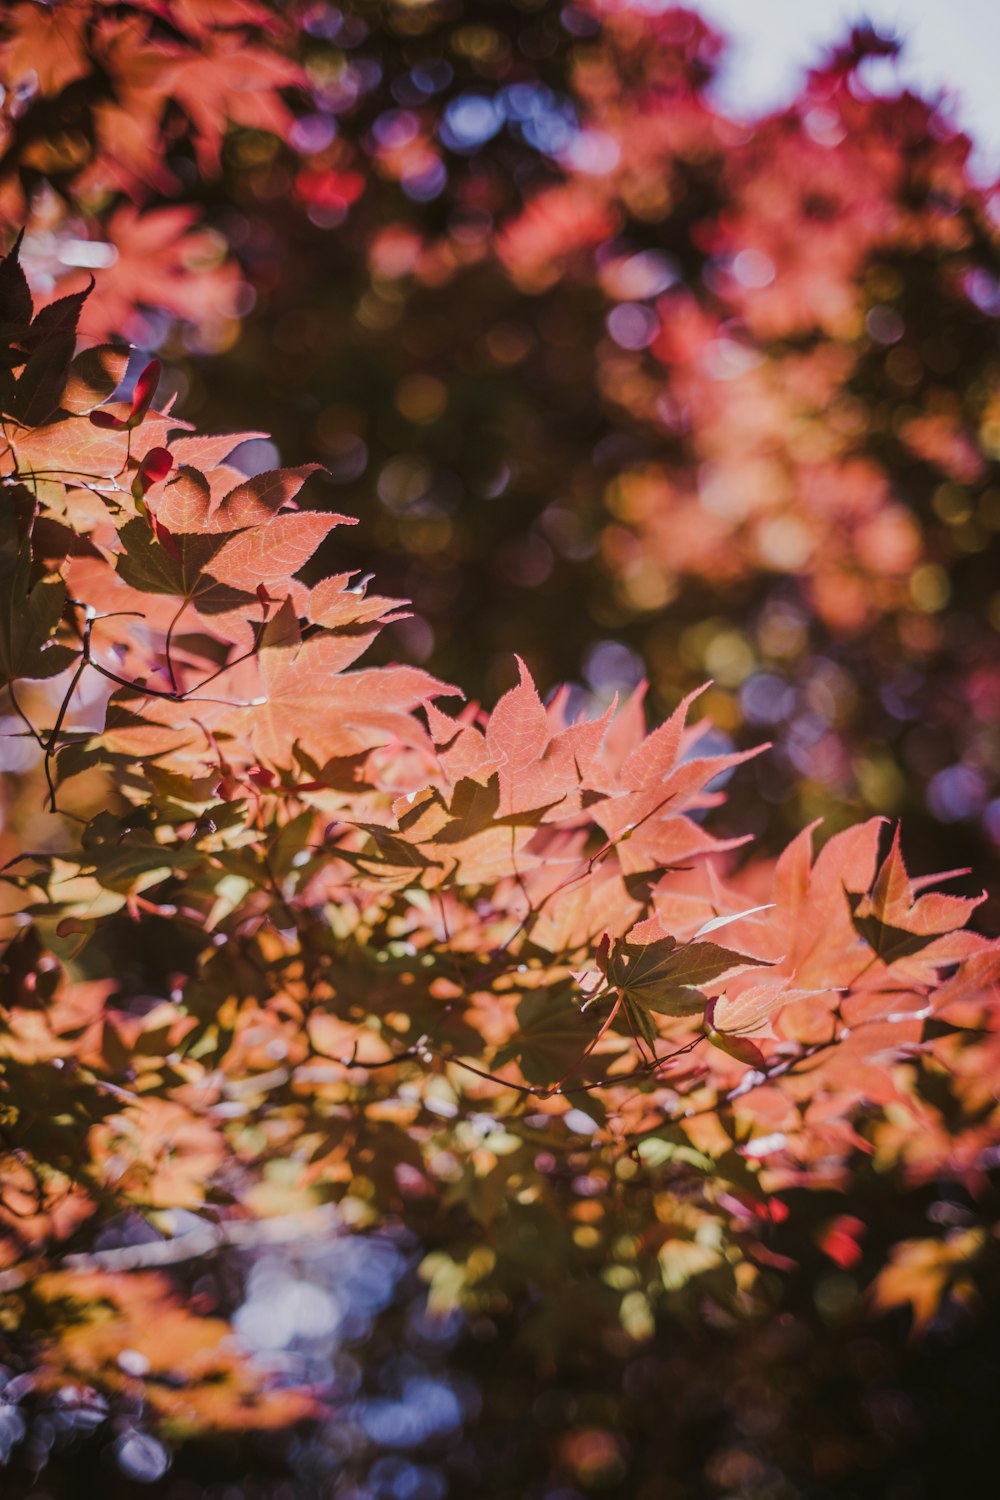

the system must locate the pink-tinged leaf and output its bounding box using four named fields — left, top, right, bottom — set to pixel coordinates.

left=911, top=888, right=987, bottom=931
left=425, top=703, right=491, bottom=783
left=705, top=984, right=807, bottom=1040
left=487, top=655, right=548, bottom=763
left=214, top=465, right=324, bottom=528
left=811, top=818, right=885, bottom=906
left=546, top=697, right=617, bottom=787
left=16, top=412, right=178, bottom=481
left=865, top=826, right=984, bottom=938
left=618, top=684, right=709, bottom=790
left=846, top=889, right=941, bottom=966
left=771, top=819, right=823, bottom=922
left=169, top=433, right=268, bottom=470
left=593, top=747, right=763, bottom=848
left=843, top=824, right=988, bottom=971
left=599, top=681, right=648, bottom=772
left=485, top=656, right=550, bottom=803
left=246, top=631, right=461, bottom=763
left=308, top=573, right=407, bottom=628
left=157, top=465, right=213, bottom=531
left=210, top=512, right=351, bottom=589
left=425, top=700, right=465, bottom=746
left=871, top=825, right=911, bottom=910
left=910, top=866, right=972, bottom=895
